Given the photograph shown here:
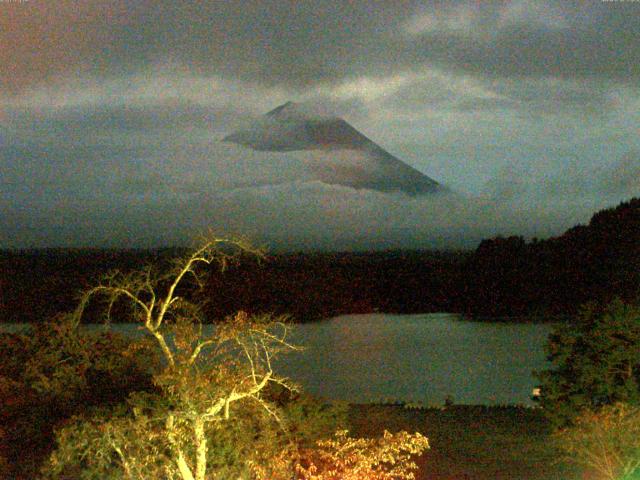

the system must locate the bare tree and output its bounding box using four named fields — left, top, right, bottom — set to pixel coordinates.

left=43, top=236, right=430, bottom=480
left=45, top=237, right=300, bottom=480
